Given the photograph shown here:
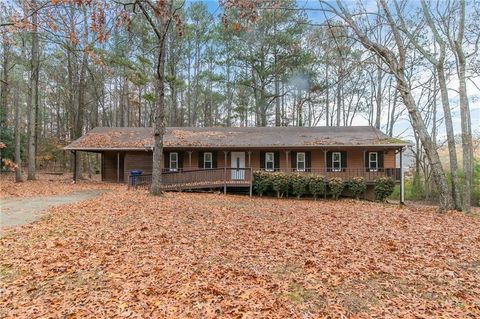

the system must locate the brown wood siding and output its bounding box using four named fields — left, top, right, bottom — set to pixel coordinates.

left=124, top=151, right=153, bottom=182
left=102, top=151, right=124, bottom=182
left=111, top=148, right=398, bottom=183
